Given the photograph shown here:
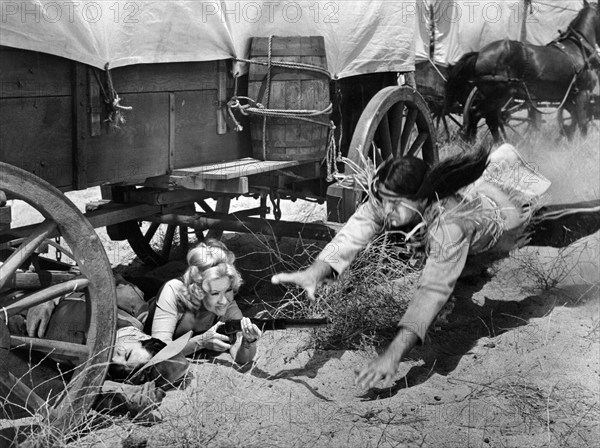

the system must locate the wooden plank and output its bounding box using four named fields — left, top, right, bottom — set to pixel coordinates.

left=169, top=93, right=175, bottom=172
left=173, top=159, right=302, bottom=180
left=144, top=175, right=248, bottom=194
left=0, top=47, right=72, bottom=99
left=178, top=157, right=262, bottom=173
left=73, top=62, right=89, bottom=189
left=0, top=97, right=73, bottom=189
left=172, top=90, right=252, bottom=168
left=2, top=203, right=161, bottom=243
left=125, top=188, right=218, bottom=205
left=85, top=203, right=161, bottom=229
left=216, top=60, right=228, bottom=135
left=155, top=212, right=335, bottom=241
left=89, top=67, right=102, bottom=136
left=85, top=92, right=169, bottom=186
left=108, top=61, right=219, bottom=93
